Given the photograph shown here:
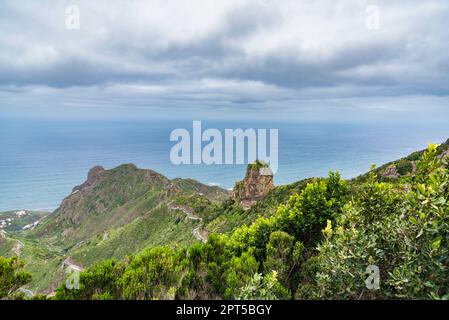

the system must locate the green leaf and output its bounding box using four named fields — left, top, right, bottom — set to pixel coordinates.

left=431, top=238, right=441, bottom=251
